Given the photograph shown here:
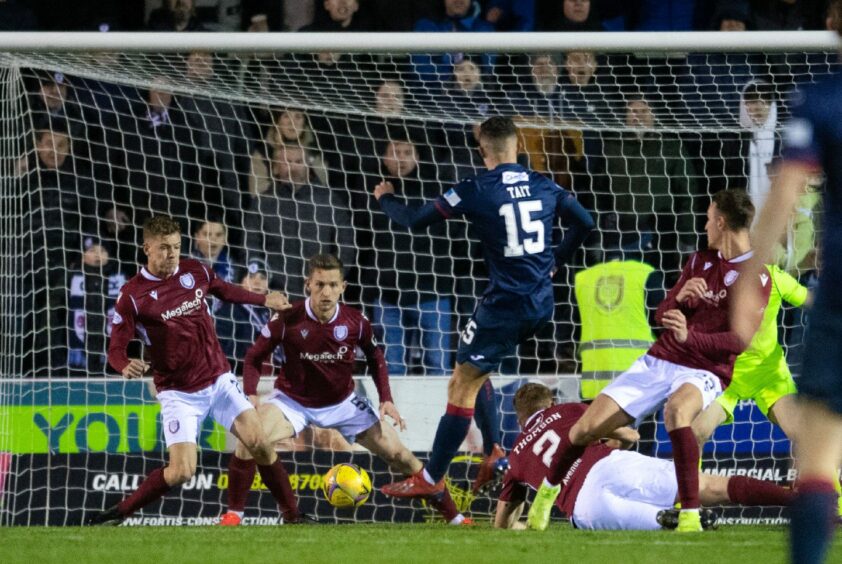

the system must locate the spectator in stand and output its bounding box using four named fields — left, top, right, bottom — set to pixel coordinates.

left=191, top=219, right=235, bottom=283
left=66, top=236, right=128, bottom=375
left=244, top=143, right=355, bottom=299
left=536, top=0, right=605, bottom=31
left=355, top=138, right=465, bottom=375
left=484, top=0, right=535, bottom=31
left=301, top=0, right=376, bottom=31
left=631, top=0, right=698, bottom=31
left=597, top=95, right=698, bottom=277
left=516, top=53, right=563, bottom=121
left=147, top=0, right=207, bottom=31
left=445, top=58, right=499, bottom=120
left=241, top=0, right=315, bottom=31
left=560, top=51, right=622, bottom=127
left=738, top=81, right=780, bottom=213
left=412, top=0, right=496, bottom=88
